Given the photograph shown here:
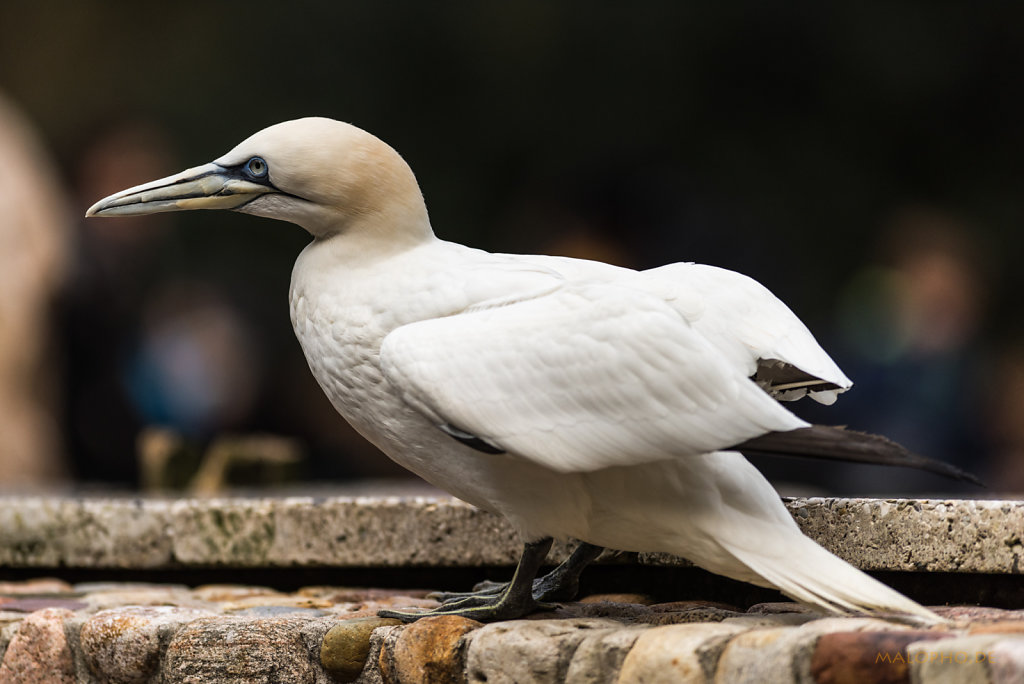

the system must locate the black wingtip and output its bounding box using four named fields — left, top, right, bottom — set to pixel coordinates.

left=735, top=425, right=986, bottom=487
